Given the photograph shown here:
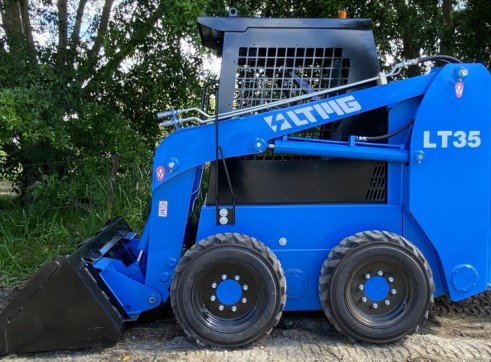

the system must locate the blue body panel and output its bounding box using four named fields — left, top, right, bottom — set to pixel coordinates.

left=94, top=63, right=491, bottom=316
left=196, top=204, right=403, bottom=311
left=407, top=64, right=491, bottom=301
